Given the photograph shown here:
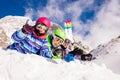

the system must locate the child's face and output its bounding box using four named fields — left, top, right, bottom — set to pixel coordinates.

left=36, top=23, right=48, bottom=34
left=52, top=36, right=64, bottom=47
